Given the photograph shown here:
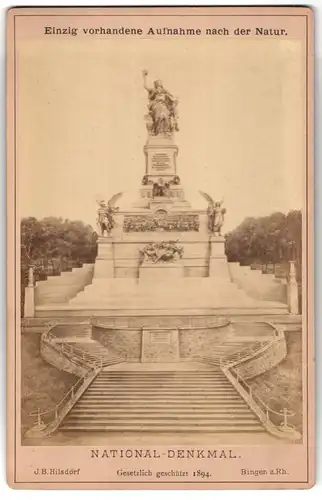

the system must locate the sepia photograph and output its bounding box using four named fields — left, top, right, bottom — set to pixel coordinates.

left=6, top=6, right=314, bottom=489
